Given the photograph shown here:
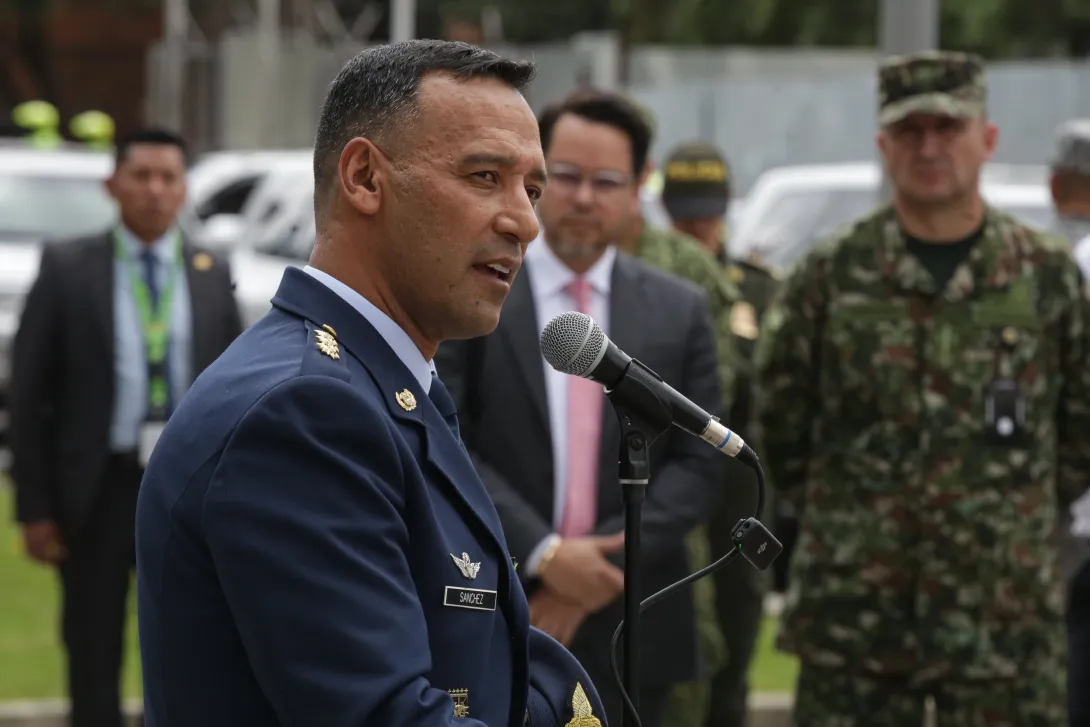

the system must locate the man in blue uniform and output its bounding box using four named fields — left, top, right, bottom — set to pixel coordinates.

left=135, top=39, right=607, bottom=727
